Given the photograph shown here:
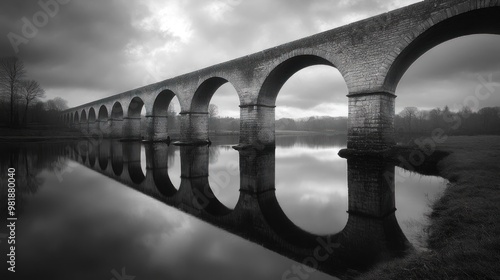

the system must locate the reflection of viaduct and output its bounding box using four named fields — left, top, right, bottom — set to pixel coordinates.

left=66, top=140, right=410, bottom=277
left=61, top=1, right=500, bottom=150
